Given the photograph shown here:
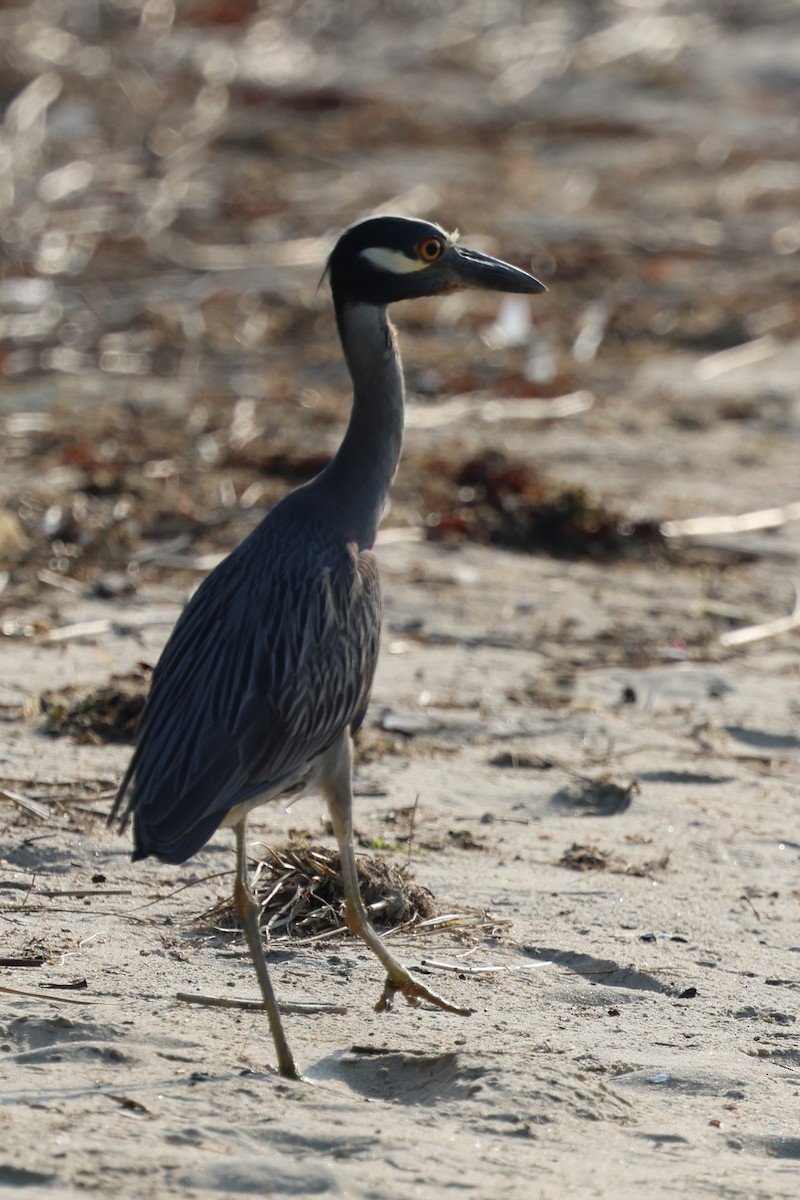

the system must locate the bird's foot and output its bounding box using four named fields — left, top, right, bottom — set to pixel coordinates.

left=376, top=972, right=472, bottom=1016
